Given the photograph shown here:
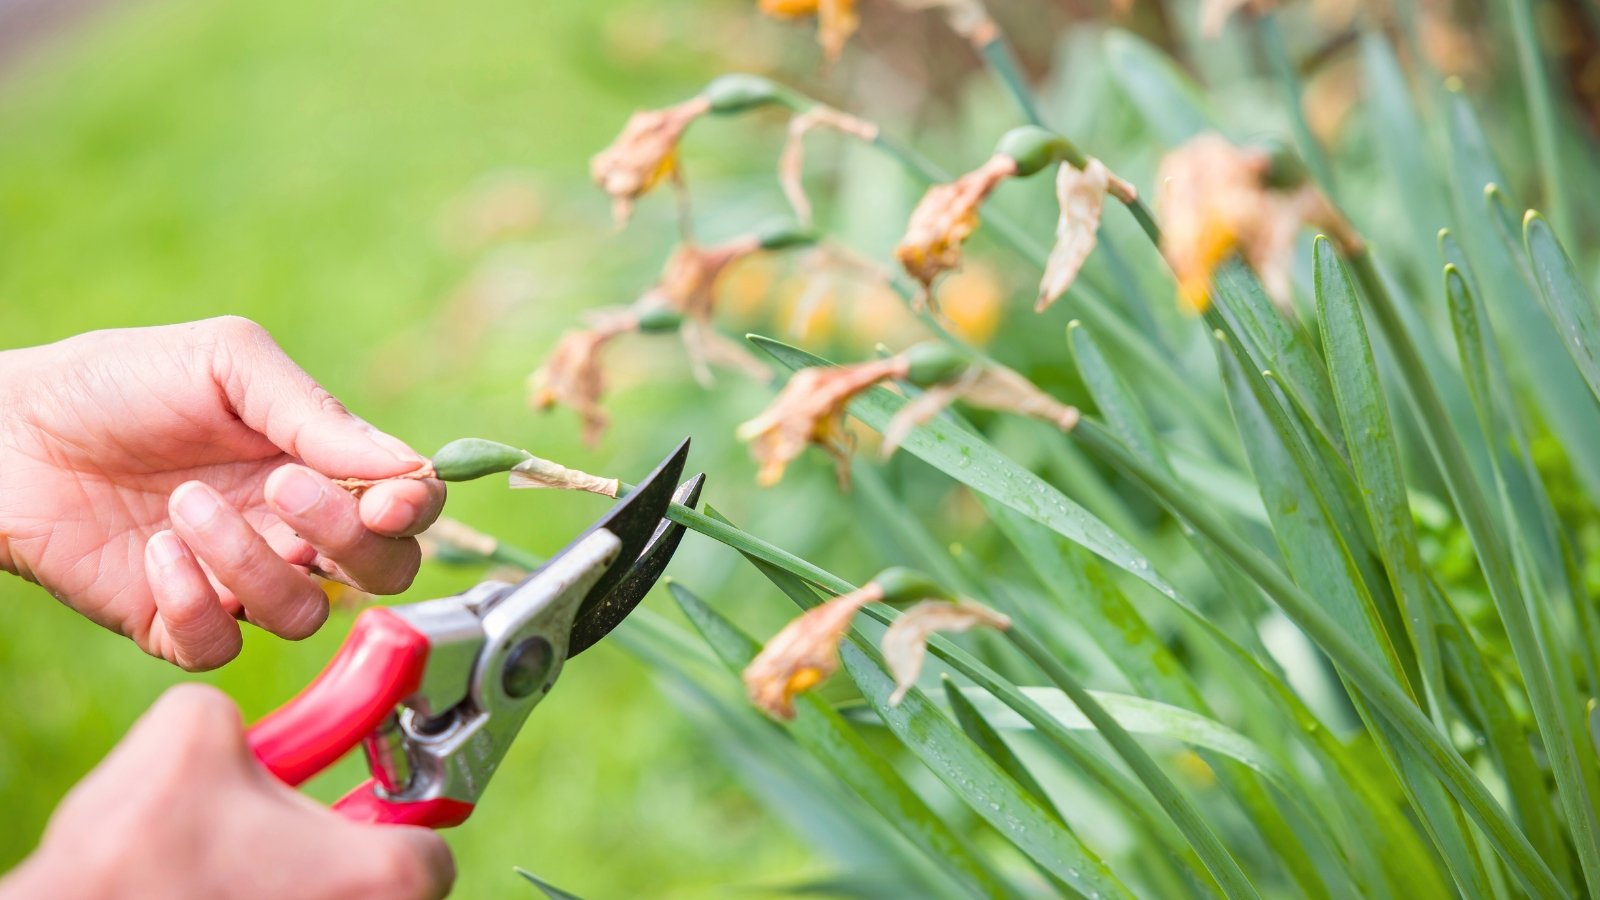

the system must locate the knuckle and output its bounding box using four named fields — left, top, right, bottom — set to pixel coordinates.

left=360, top=841, right=441, bottom=897
left=272, top=588, right=329, bottom=640
left=208, top=315, right=268, bottom=343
